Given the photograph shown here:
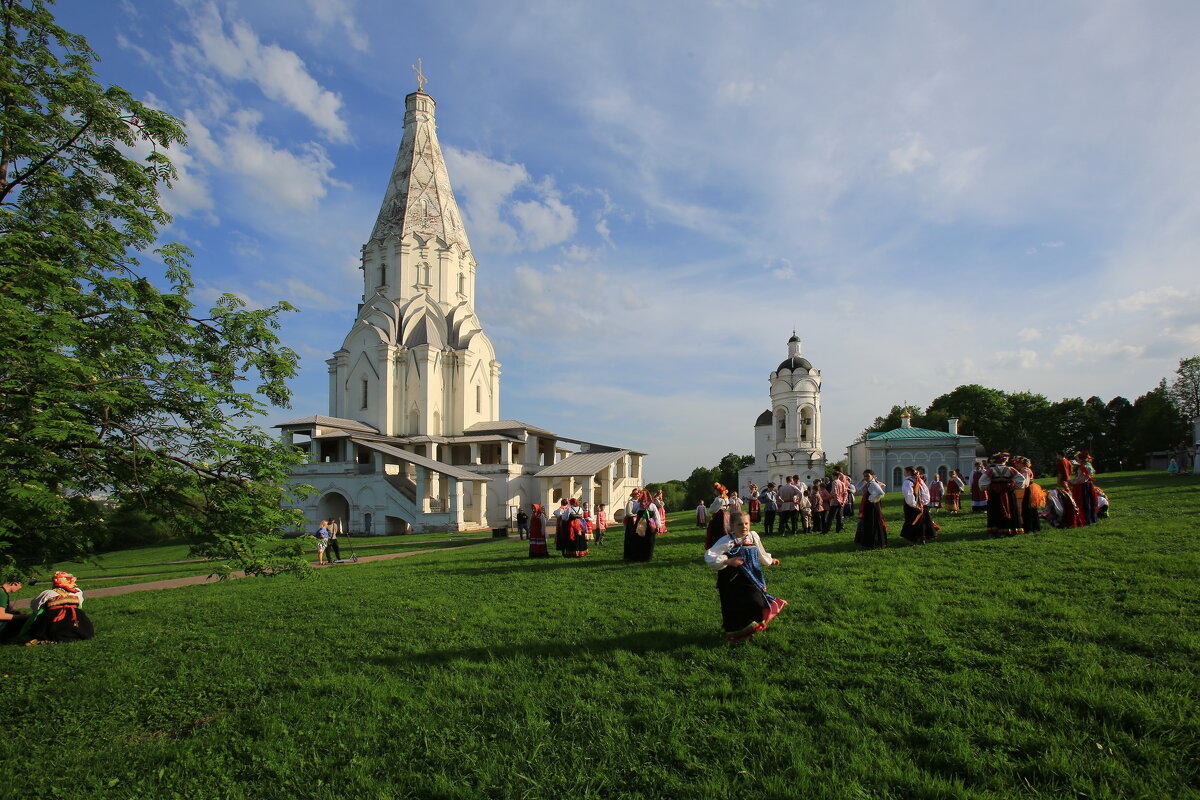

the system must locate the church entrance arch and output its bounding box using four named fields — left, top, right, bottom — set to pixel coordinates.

left=317, top=491, right=351, bottom=528
left=891, top=467, right=903, bottom=490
